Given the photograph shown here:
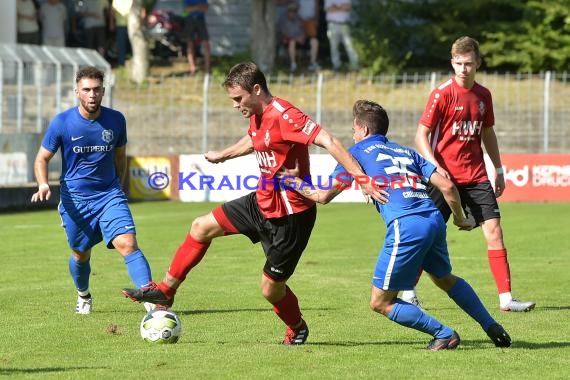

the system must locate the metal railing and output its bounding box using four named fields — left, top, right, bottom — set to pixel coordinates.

left=114, top=70, right=569, bottom=156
